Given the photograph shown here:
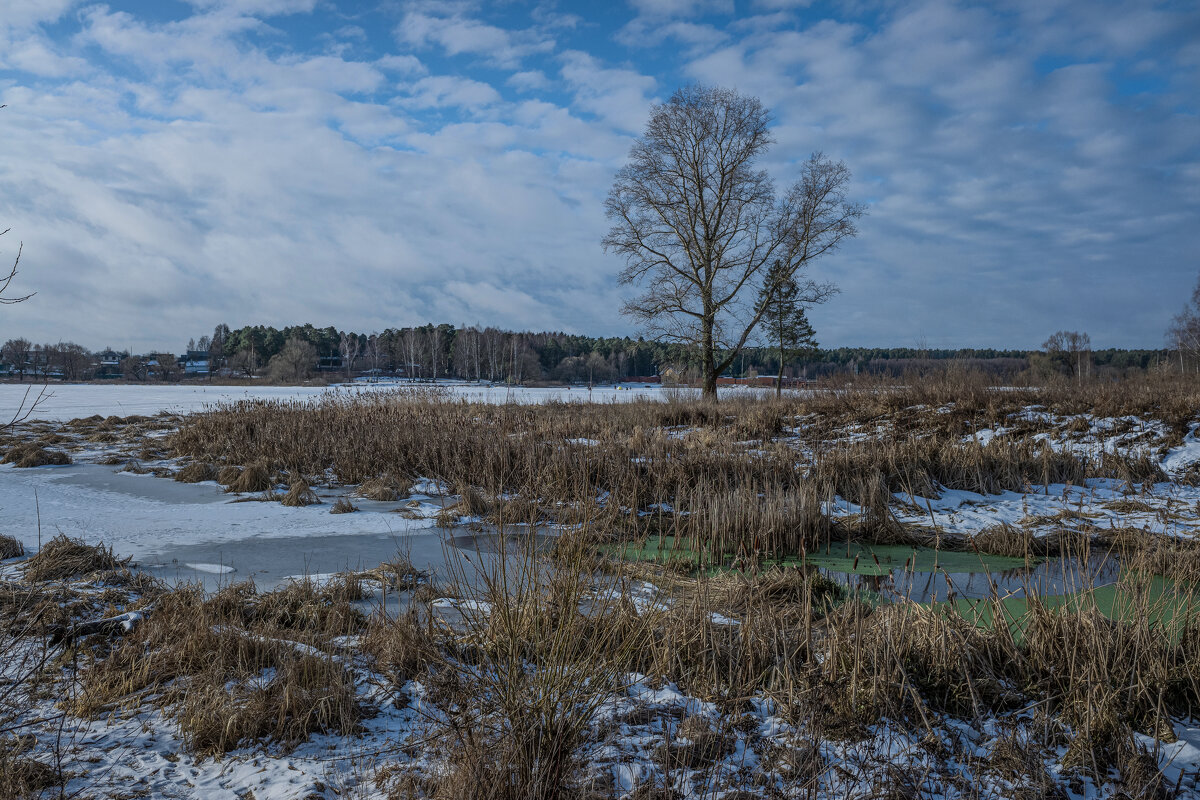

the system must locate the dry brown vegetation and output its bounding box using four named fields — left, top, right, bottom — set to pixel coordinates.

left=74, top=578, right=368, bottom=756
left=165, top=372, right=1200, bottom=562
left=4, top=373, right=1200, bottom=797
left=2, top=527, right=1198, bottom=797
left=22, top=535, right=126, bottom=582
left=0, top=533, right=24, bottom=560
left=358, top=534, right=1200, bottom=799
left=1, top=441, right=71, bottom=467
